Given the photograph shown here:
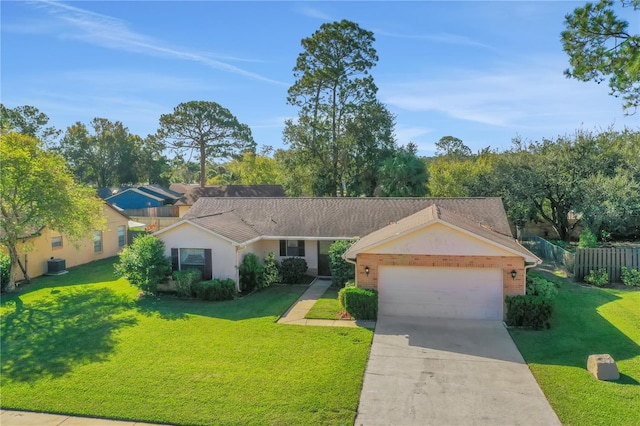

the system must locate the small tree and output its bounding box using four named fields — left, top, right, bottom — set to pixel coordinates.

left=262, top=252, right=281, bottom=287
left=114, top=235, right=171, bottom=294
left=238, top=253, right=264, bottom=292
left=328, top=240, right=356, bottom=287
left=578, top=227, right=598, bottom=248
